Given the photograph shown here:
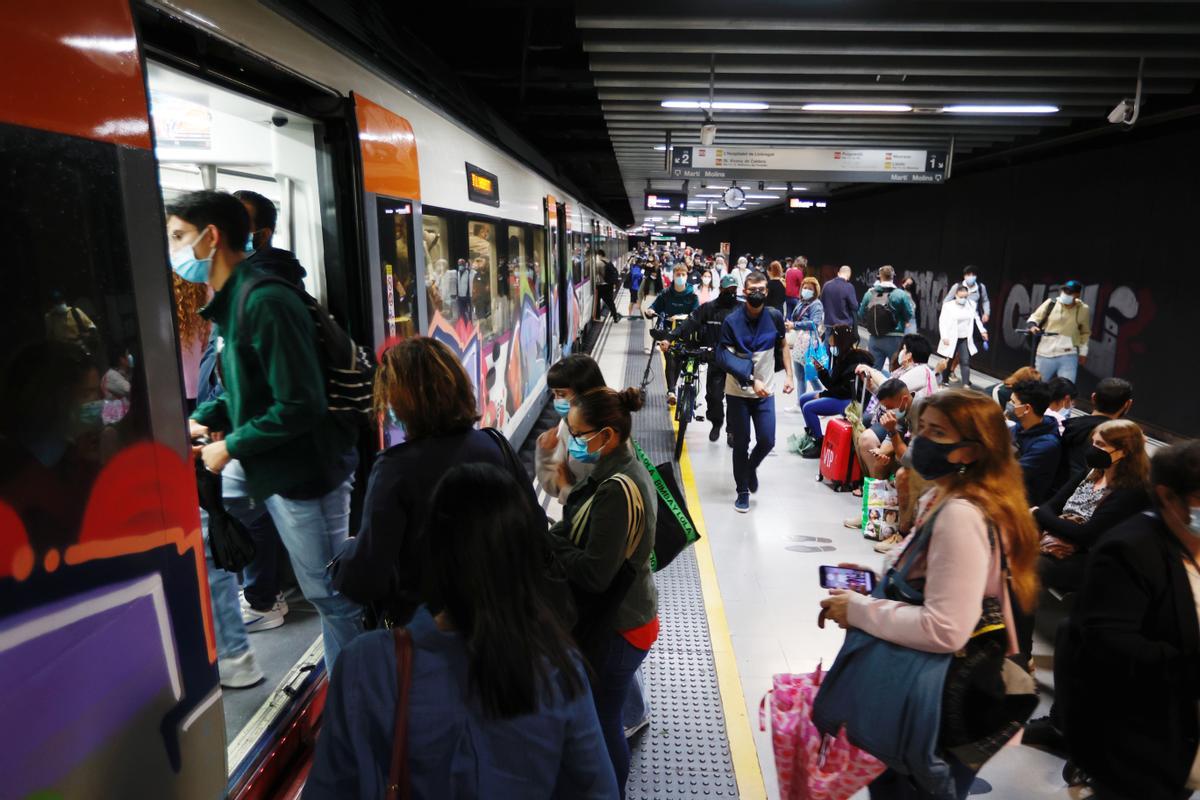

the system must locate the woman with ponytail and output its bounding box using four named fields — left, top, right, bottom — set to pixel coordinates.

left=819, top=389, right=1040, bottom=799
left=549, top=386, right=657, bottom=798
left=308, top=463, right=616, bottom=799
